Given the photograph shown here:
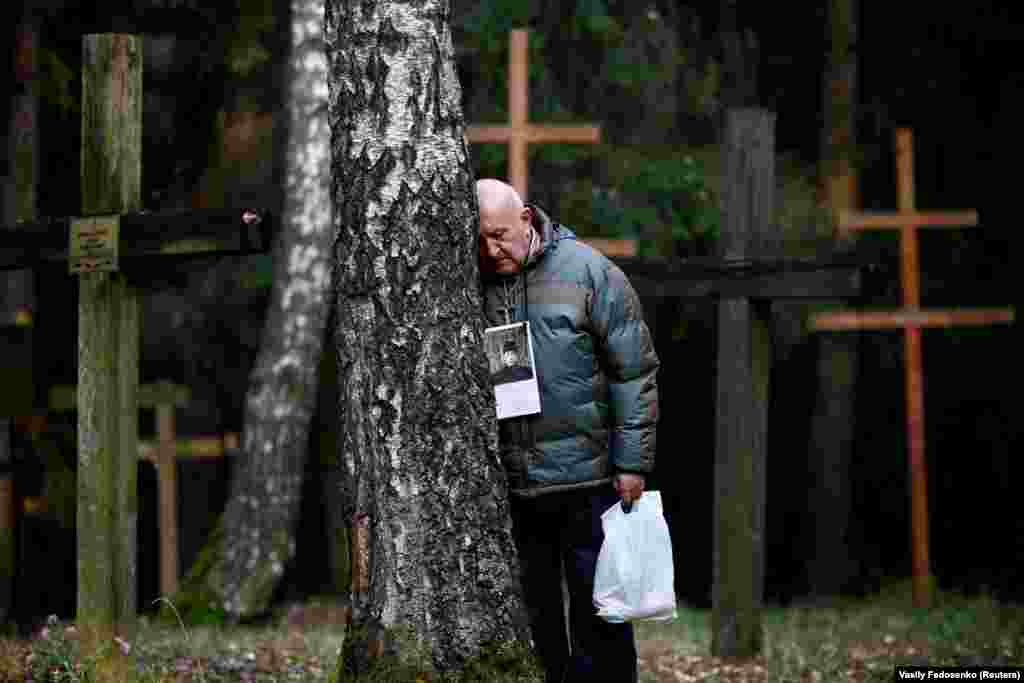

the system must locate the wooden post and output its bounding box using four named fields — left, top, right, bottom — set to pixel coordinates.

left=712, top=109, right=775, bottom=658
left=124, top=380, right=192, bottom=600
left=155, top=392, right=179, bottom=598
left=0, top=27, right=272, bottom=636
left=77, top=32, right=141, bottom=663
left=811, top=129, right=1015, bottom=608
